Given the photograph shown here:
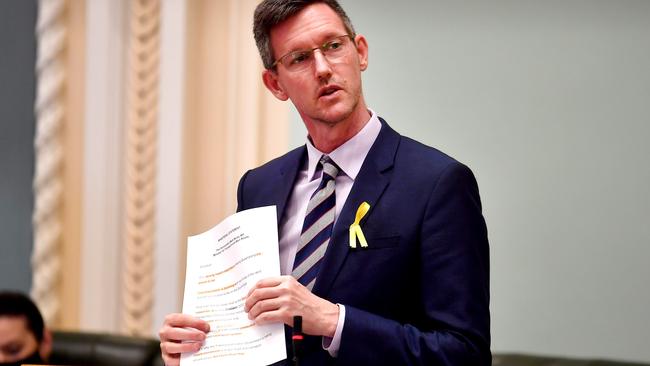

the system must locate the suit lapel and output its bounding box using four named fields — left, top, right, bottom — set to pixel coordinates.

left=274, top=146, right=306, bottom=224
left=313, top=119, right=401, bottom=296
